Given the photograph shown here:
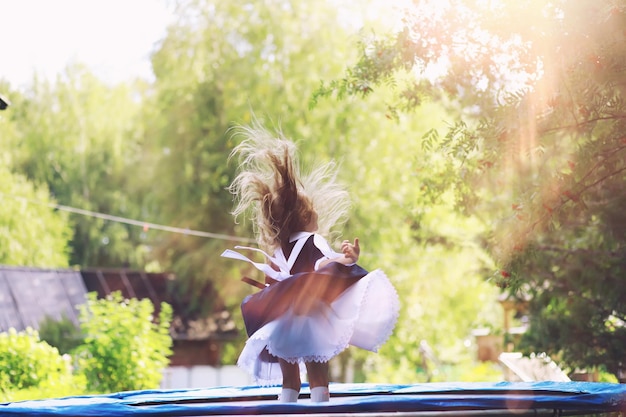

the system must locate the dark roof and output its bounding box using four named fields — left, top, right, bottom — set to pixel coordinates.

left=80, top=268, right=173, bottom=316
left=0, top=266, right=85, bottom=332
left=0, top=265, right=237, bottom=341
left=80, top=268, right=237, bottom=340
